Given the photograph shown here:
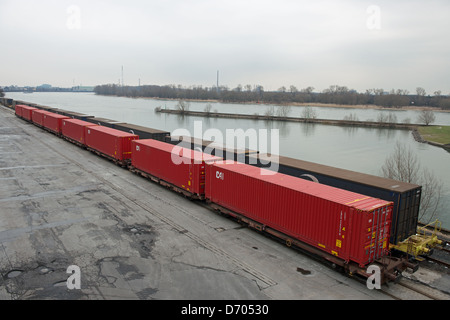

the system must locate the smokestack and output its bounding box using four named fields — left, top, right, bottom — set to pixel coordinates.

left=217, top=70, right=220, bottom=93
